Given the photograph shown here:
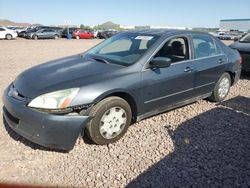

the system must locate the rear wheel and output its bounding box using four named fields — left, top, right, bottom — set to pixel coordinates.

left=6, top=34, right=12, bottom=40
left=76, top=36, right=80, bottom=39
left=54, top=35, right=59, bottom=40
left=208, top=73, right=231, bottom=102
left=85, top=96, right=132, bottom=145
